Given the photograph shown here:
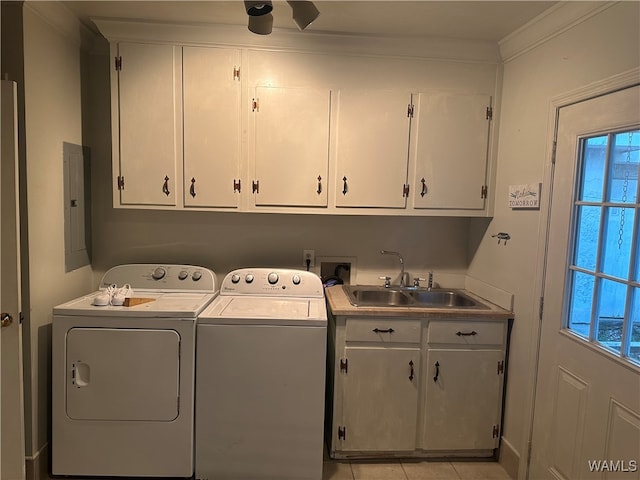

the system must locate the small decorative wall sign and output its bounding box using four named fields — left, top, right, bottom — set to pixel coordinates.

left=508, top=183, right=541, bottom=209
